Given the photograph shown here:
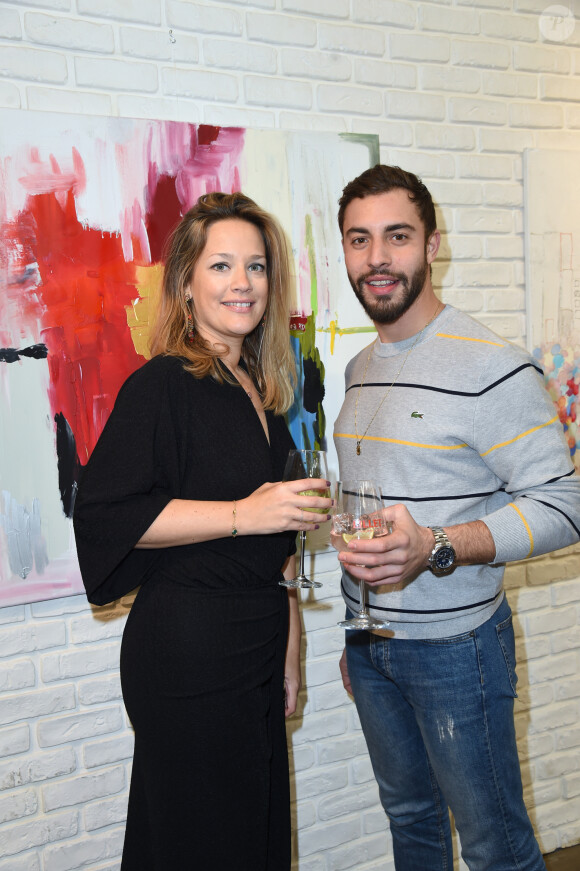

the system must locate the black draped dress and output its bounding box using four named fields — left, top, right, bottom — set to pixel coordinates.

left=73, top=355, right=297, bottom=870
